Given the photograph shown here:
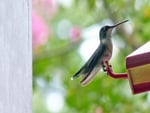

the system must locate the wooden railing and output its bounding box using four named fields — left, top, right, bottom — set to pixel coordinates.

left=0, top=0, right=31, bottom=112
